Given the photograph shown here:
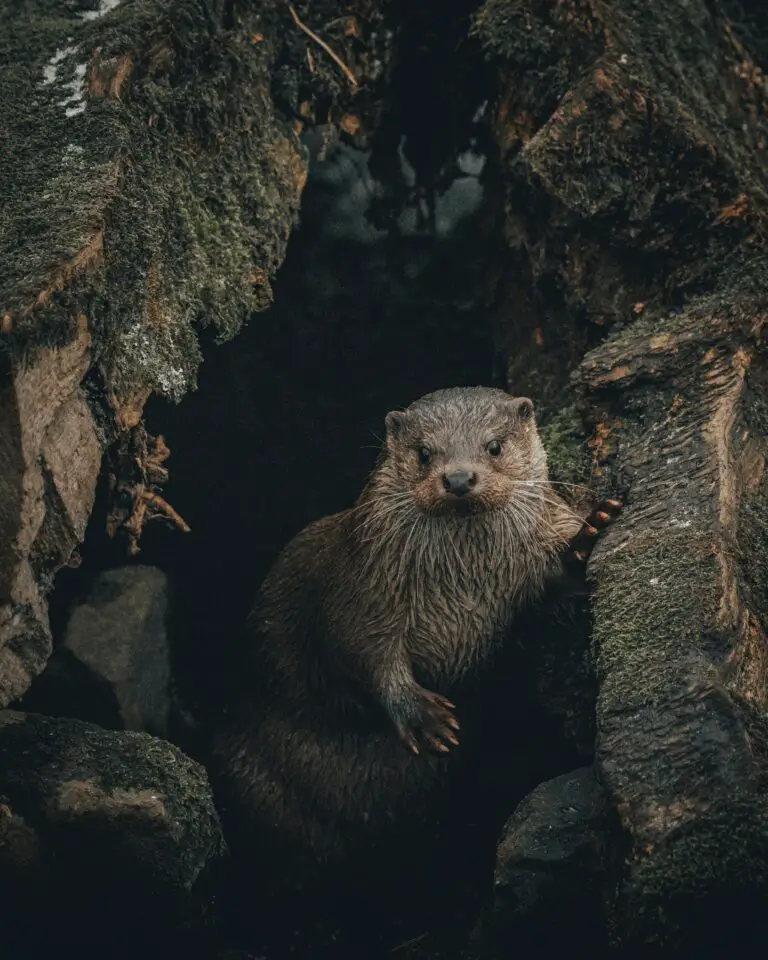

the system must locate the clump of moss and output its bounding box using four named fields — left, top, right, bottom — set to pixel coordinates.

left=617, top=798, right=768, bottom=949
left=591, top=527, right=722, bottom=712
left=0, top=710, right=225, bottom=882
left=539, top=404, right=591, bottom=502
left=0, top=710, right=225, bottom=940
left=1, top=0, right=308, bottom=403
left=471, top=0, right=606, bottom=127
